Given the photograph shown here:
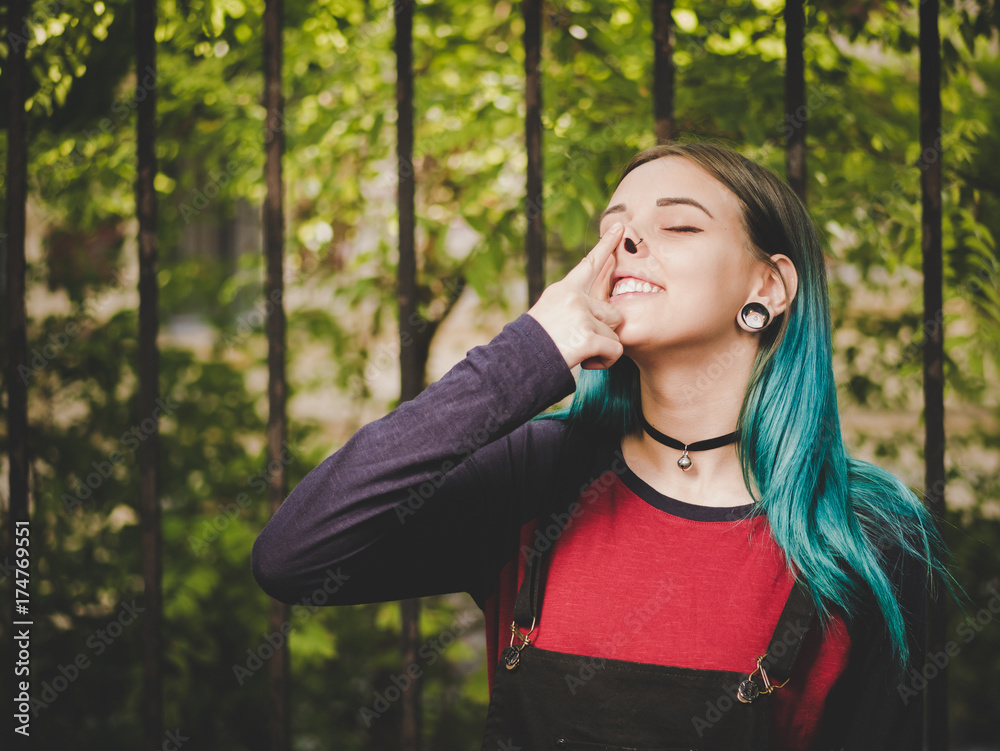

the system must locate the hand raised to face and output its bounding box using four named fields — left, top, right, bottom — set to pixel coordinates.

left=527, top=222, right=625, bottom=371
